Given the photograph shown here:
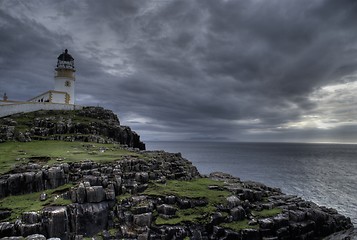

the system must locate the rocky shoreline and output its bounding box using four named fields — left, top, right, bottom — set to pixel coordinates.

left=0, top=152, right=354, bottom=239
left=0, top=107, right=355, bottom=239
